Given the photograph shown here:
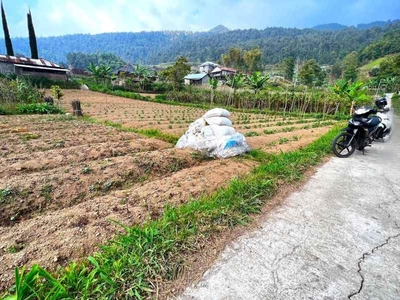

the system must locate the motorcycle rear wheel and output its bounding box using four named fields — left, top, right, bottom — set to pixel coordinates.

left=332, top=133, right=356, bottom=158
